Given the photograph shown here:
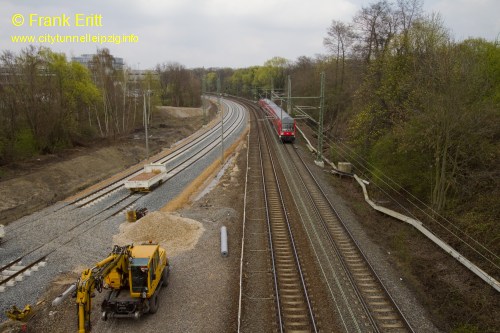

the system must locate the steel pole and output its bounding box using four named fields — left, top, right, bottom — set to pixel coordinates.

left=144, top=93, right=149, bottom=159
left=202, top=76, right=206, bottom=125
left=218, top=76, right=224, bottom=165
left=317, top=72, right=325, bottom=164
left=287, top=75, right=292, bottom=117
